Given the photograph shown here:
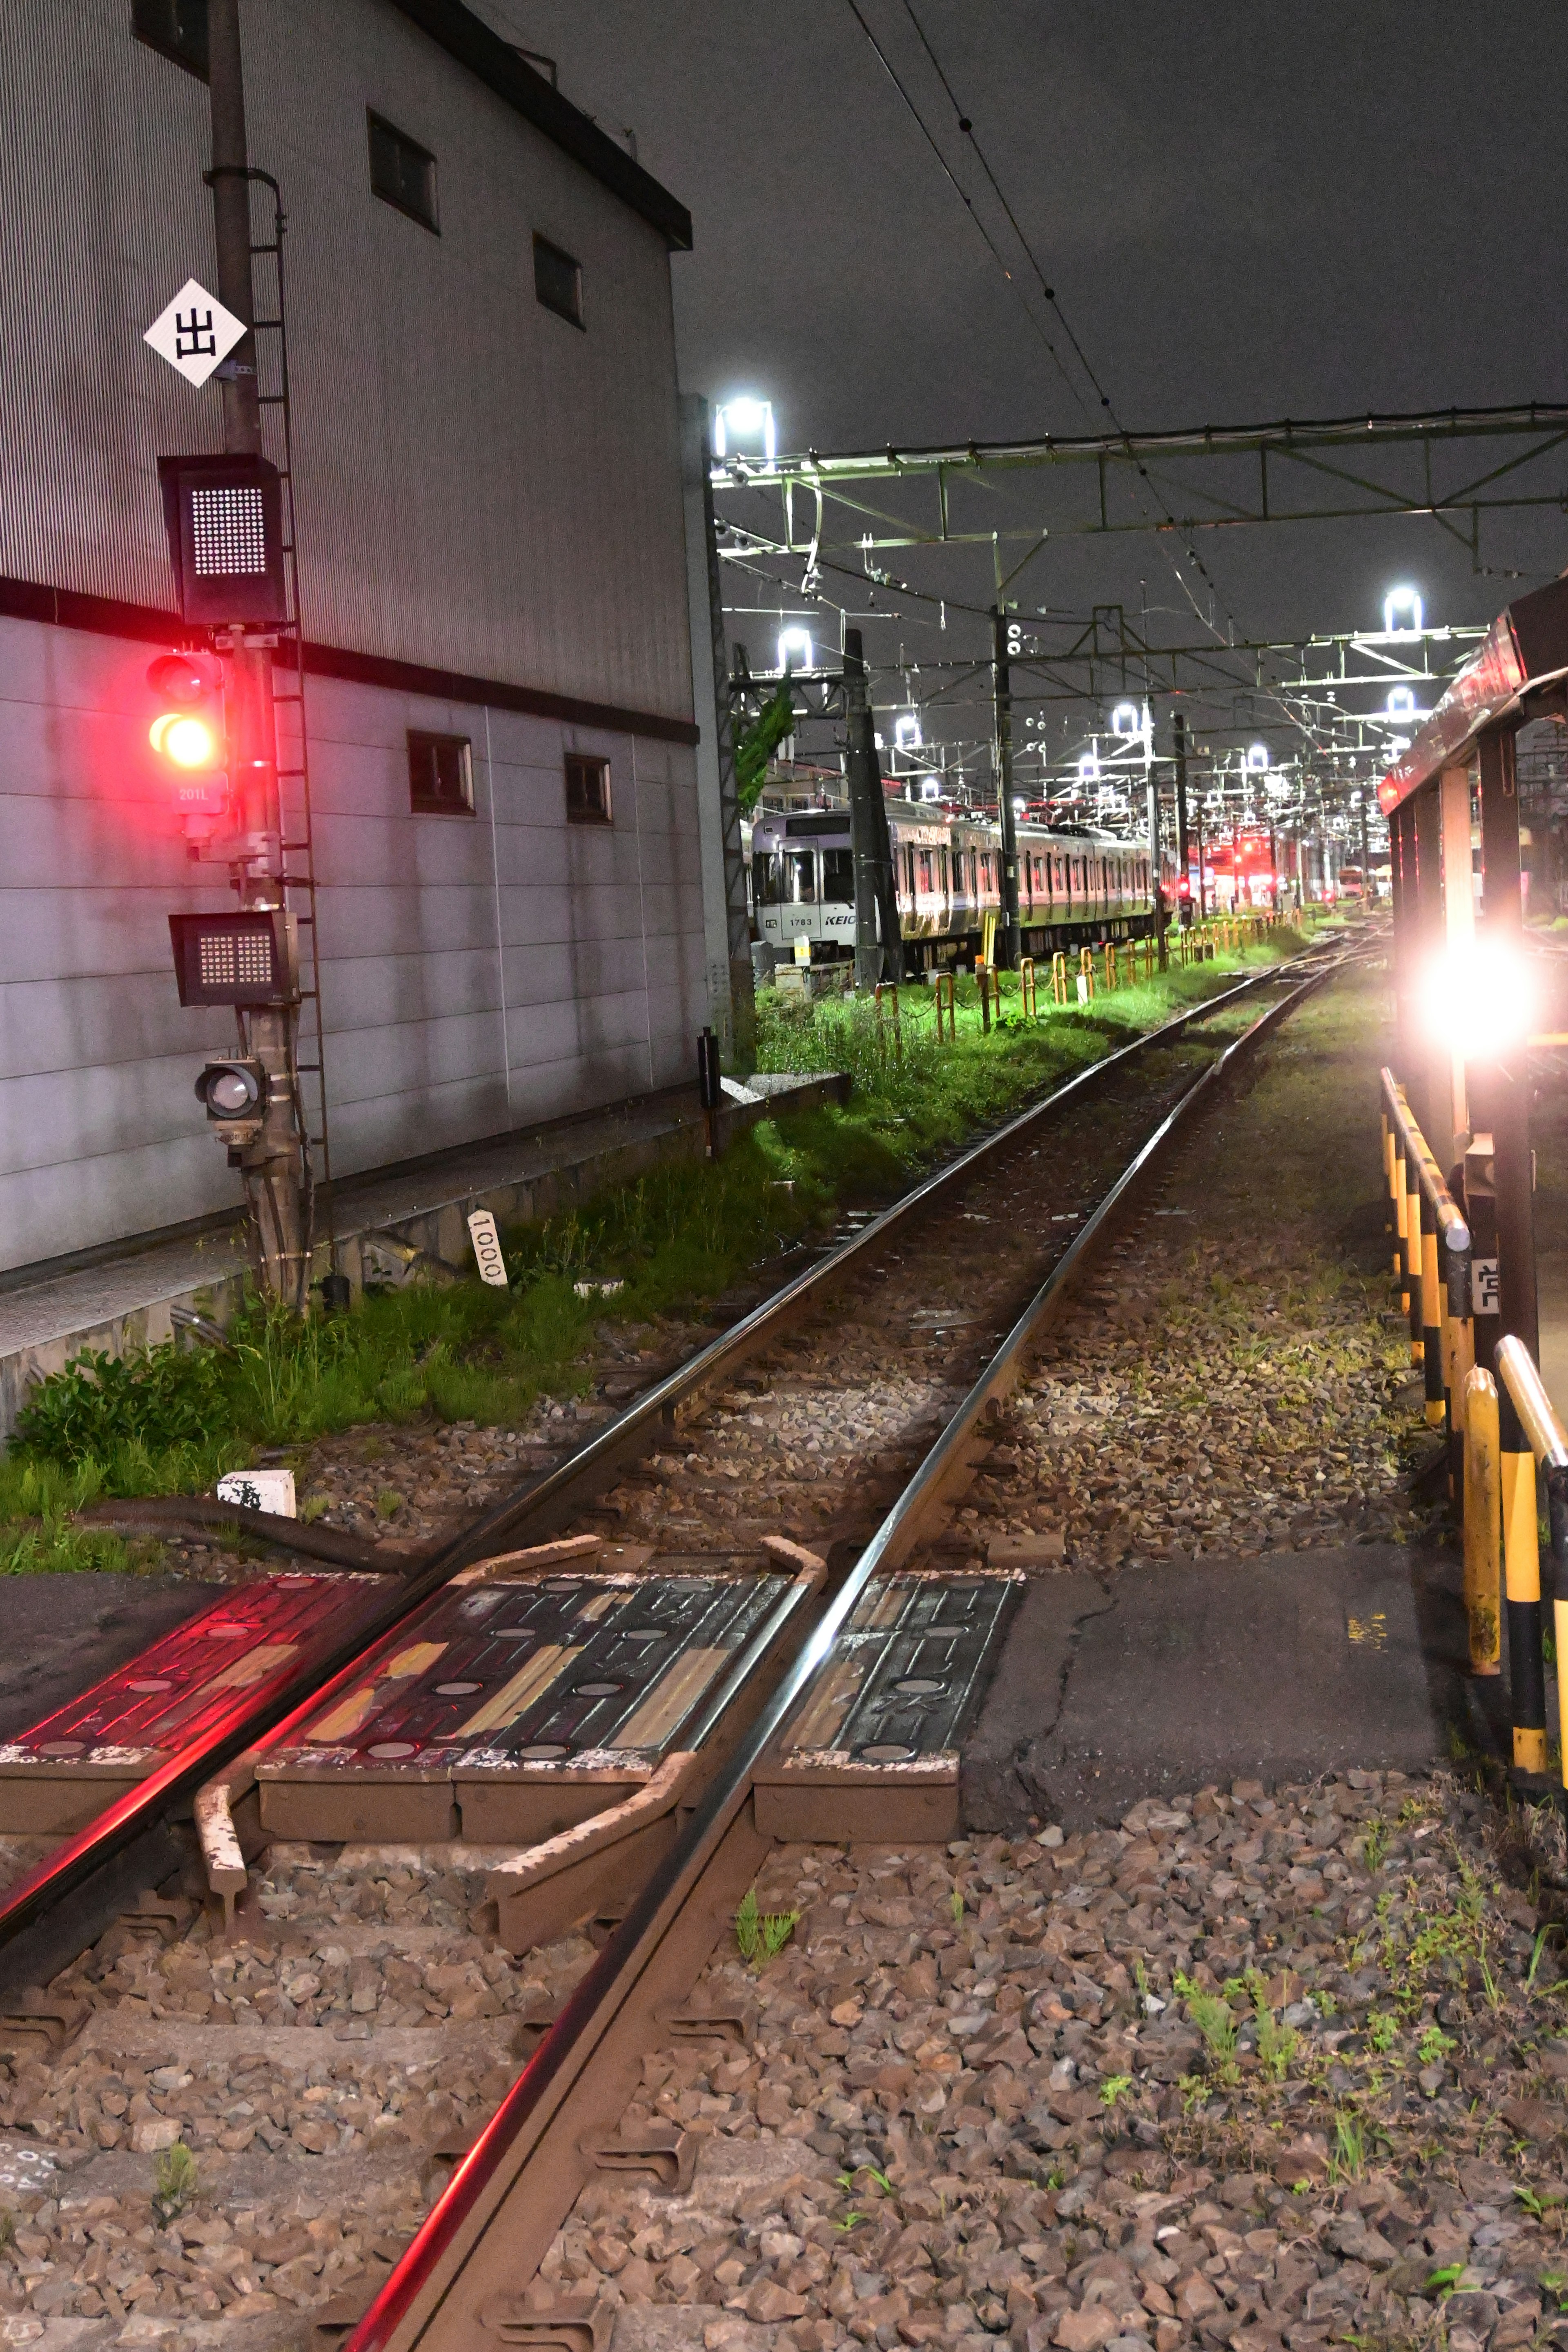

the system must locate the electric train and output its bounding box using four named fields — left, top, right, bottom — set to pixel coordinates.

left=749, top=803, right=1155, bottom=972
